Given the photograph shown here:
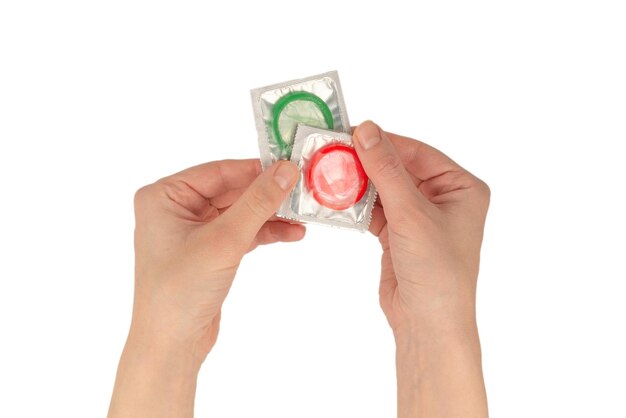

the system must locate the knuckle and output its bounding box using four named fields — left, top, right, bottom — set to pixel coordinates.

left=158, top=179, right=191, bottom=207
left=133, top=184, right=155, bottom=208
left=480, top=180, right=491, bottom=198
left=475, top=178, right=491, bottom=202
left=467, top=176, right=491, bottom=208
left=375, top=153, right=404, bottom=181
